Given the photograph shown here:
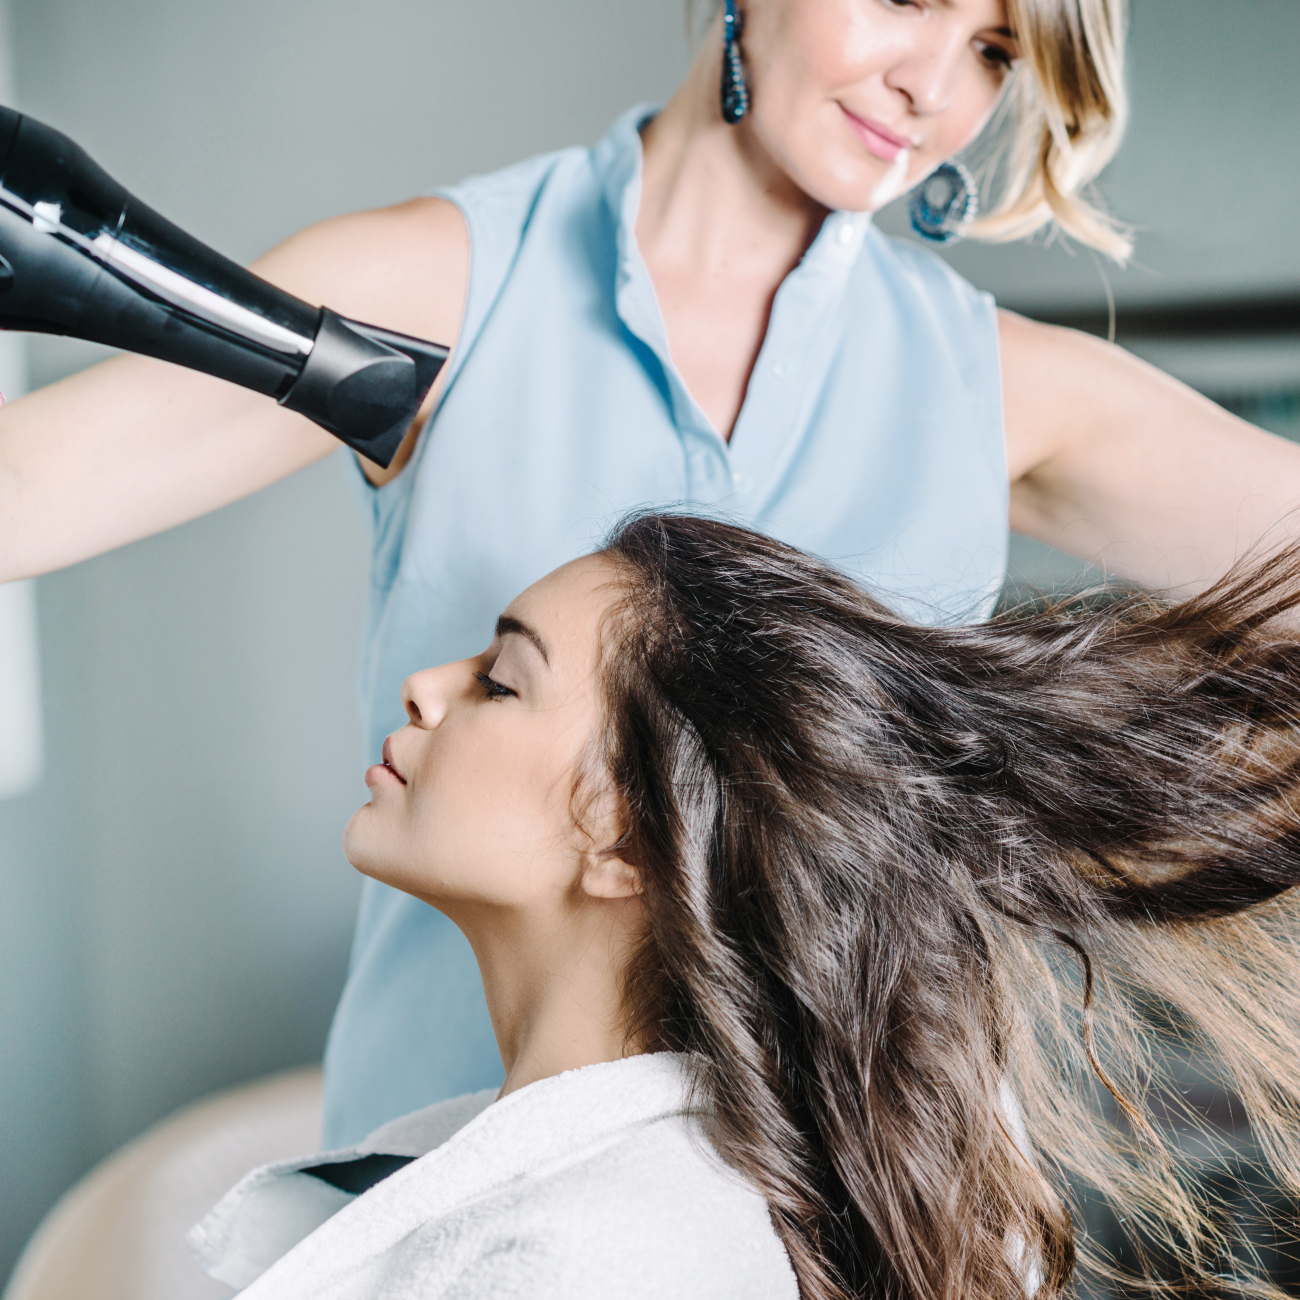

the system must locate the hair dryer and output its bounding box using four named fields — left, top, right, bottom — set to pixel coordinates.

left=0, top=107, right=448, bottom=468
